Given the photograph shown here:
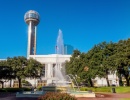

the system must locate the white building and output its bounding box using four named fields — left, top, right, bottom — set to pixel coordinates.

left=28, top=54, right=71, bottom=86
left=93, top=71, right=119, bottom=87
left=0, top=54, right=71, bottom=88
